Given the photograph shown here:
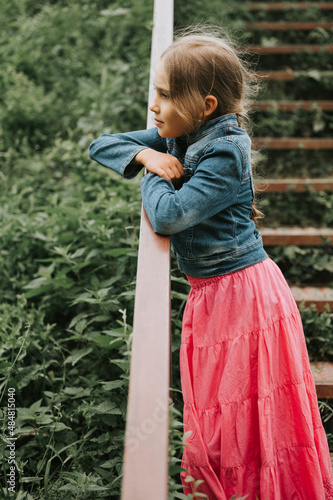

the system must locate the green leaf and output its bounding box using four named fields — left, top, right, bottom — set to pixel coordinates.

left=63, top=386, right=92, bottom=398
left=101, top=380, right=124, bottom=391
left=64, top=347, right=93, bottom=366
left=110, top=359, right=129, bottom=372
left=94, top=401, right=122, bottom=415
left=99, top=457, right=121, bottom=468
